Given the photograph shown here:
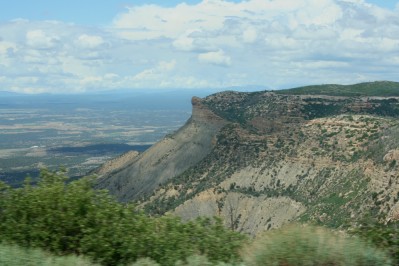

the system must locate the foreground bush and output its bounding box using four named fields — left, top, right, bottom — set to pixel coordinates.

left=0, top=169, right=391, bottom=265
left=243, top=224, right=392, bottom=266
left=350, top=218, right=399, bottom=265
left=0, top=243, right=97, bottom=266
left=133, top=255, right=235, bottom=266
left=0, top=169, right=245, bottom=265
